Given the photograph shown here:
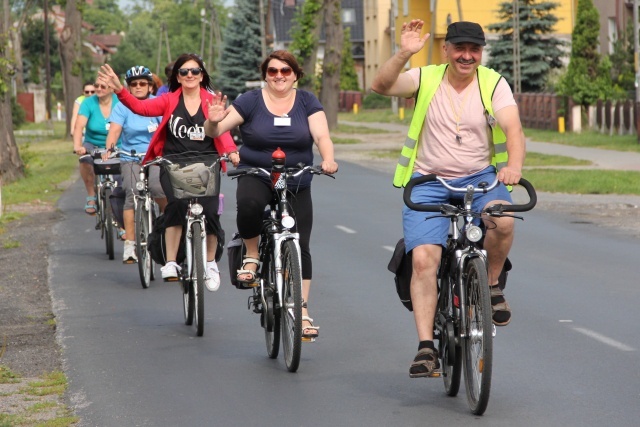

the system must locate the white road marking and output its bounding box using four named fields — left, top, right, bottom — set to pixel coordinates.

left=335, top=225, right=356, bottom=234
left=383, top=246, right=395, bottom=252
left=573, top=327, right=635, bottom=352
left=558, top=320, right=573, bottom=323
